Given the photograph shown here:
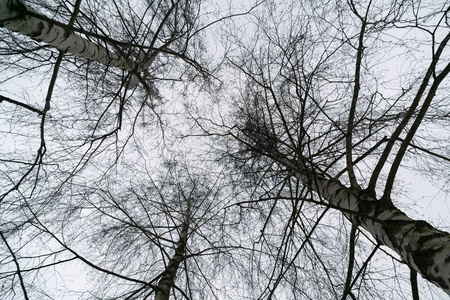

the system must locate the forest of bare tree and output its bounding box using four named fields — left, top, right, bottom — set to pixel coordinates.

left=1, top=0, right=449, bottom=299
